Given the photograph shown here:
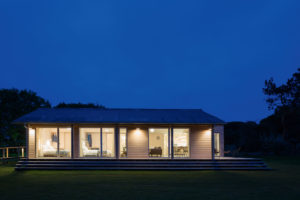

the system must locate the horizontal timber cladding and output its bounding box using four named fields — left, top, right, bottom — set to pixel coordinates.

left=213, top=124, right=224, bottom=157
left=190, top=125, right=212, bottom=159
left=28, top=126, right=36, bottom=158
left=127, top=127, right=149, bottom=159
left=28, top=123, right=221, bottom=159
